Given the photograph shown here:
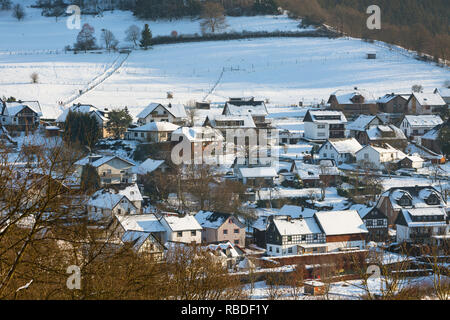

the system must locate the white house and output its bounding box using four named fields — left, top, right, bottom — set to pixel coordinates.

left=355, top=144, right=405, bottom=169
left=434, top=87, right=450, bottom=105
left=406, top=92, right=446, bottom=115
left=400, top=115, right=443, bottom=140
left=0, top=100, right=42, bottom=131
left=87, top=189, right=139, bottom=220
left=237, top=166, right=278, bottom=186
left=125, top=121, right=179, bottom=142
left=395, top=207, right=448, bottom=244
left=136, top=102, right=187, bottom=126
left=314, top=210, right=368, bottom=252
left=317, top=138, right=362, bottom=164
left=160, top=213, right=203, bottom=244
left=74, top=154, right=136, bottom=185
left=303, top=110, right=347, bottom=141
left=346, top=114, right=383, bottom=137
